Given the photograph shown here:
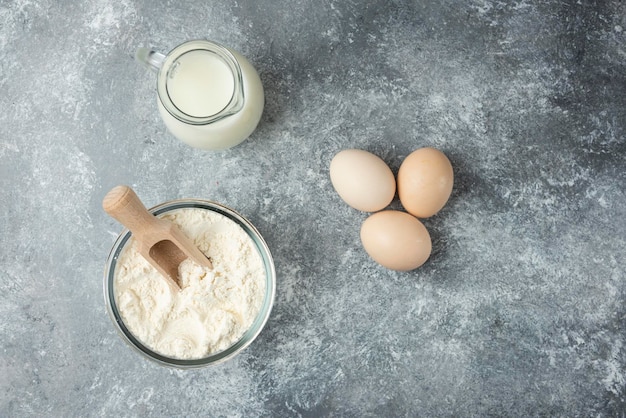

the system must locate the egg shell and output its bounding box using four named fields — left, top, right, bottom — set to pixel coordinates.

left=360, top=210, right=432, bottom=271
left=329, top=149, right=396, bottom=212
left=397, top=147, right=453, bottom=218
